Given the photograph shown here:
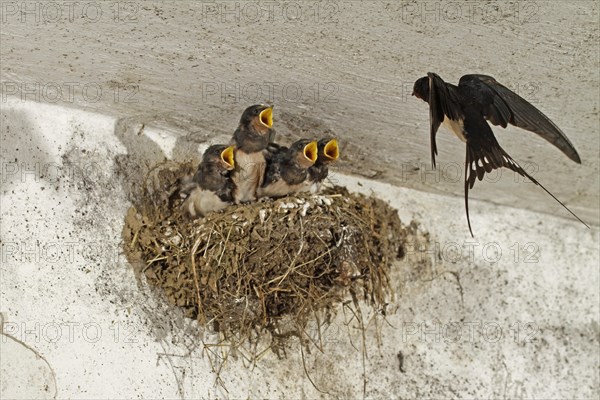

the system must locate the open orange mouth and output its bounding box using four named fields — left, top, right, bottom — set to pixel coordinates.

left=304, top=141, right=318, bottom=163
left=324, top=139, right=339, bottom=160
left=259, top=107, right=273, bottom=129
left=220, top=145, right=235, bottom=169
